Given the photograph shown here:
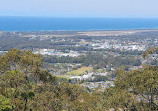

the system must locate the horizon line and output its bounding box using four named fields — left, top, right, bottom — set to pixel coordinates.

left=0, top=15, right=158, bottom=19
